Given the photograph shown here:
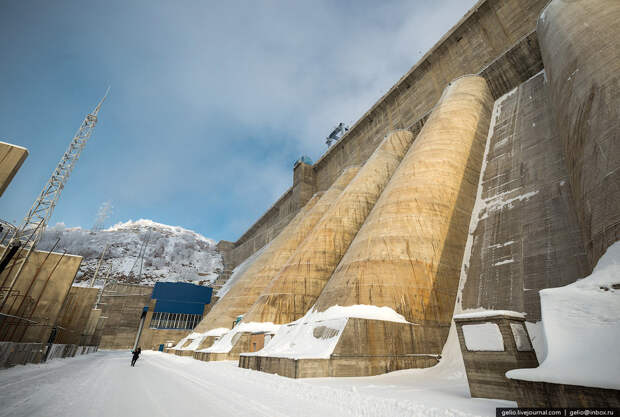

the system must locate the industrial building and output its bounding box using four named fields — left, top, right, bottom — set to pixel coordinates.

left=137, top=282, right=213, bottom=352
